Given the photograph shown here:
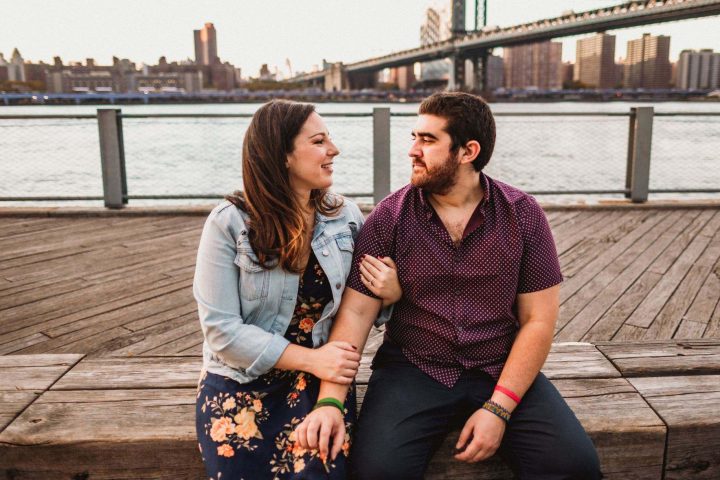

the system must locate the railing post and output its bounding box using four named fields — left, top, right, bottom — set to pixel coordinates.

left=624, top=109, right=636, bottom=199
left=626, top=107, right=654, bottom=203
left=97, top=108, right=127, bottom=208
left=373, top=107, right=391, bottom=205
